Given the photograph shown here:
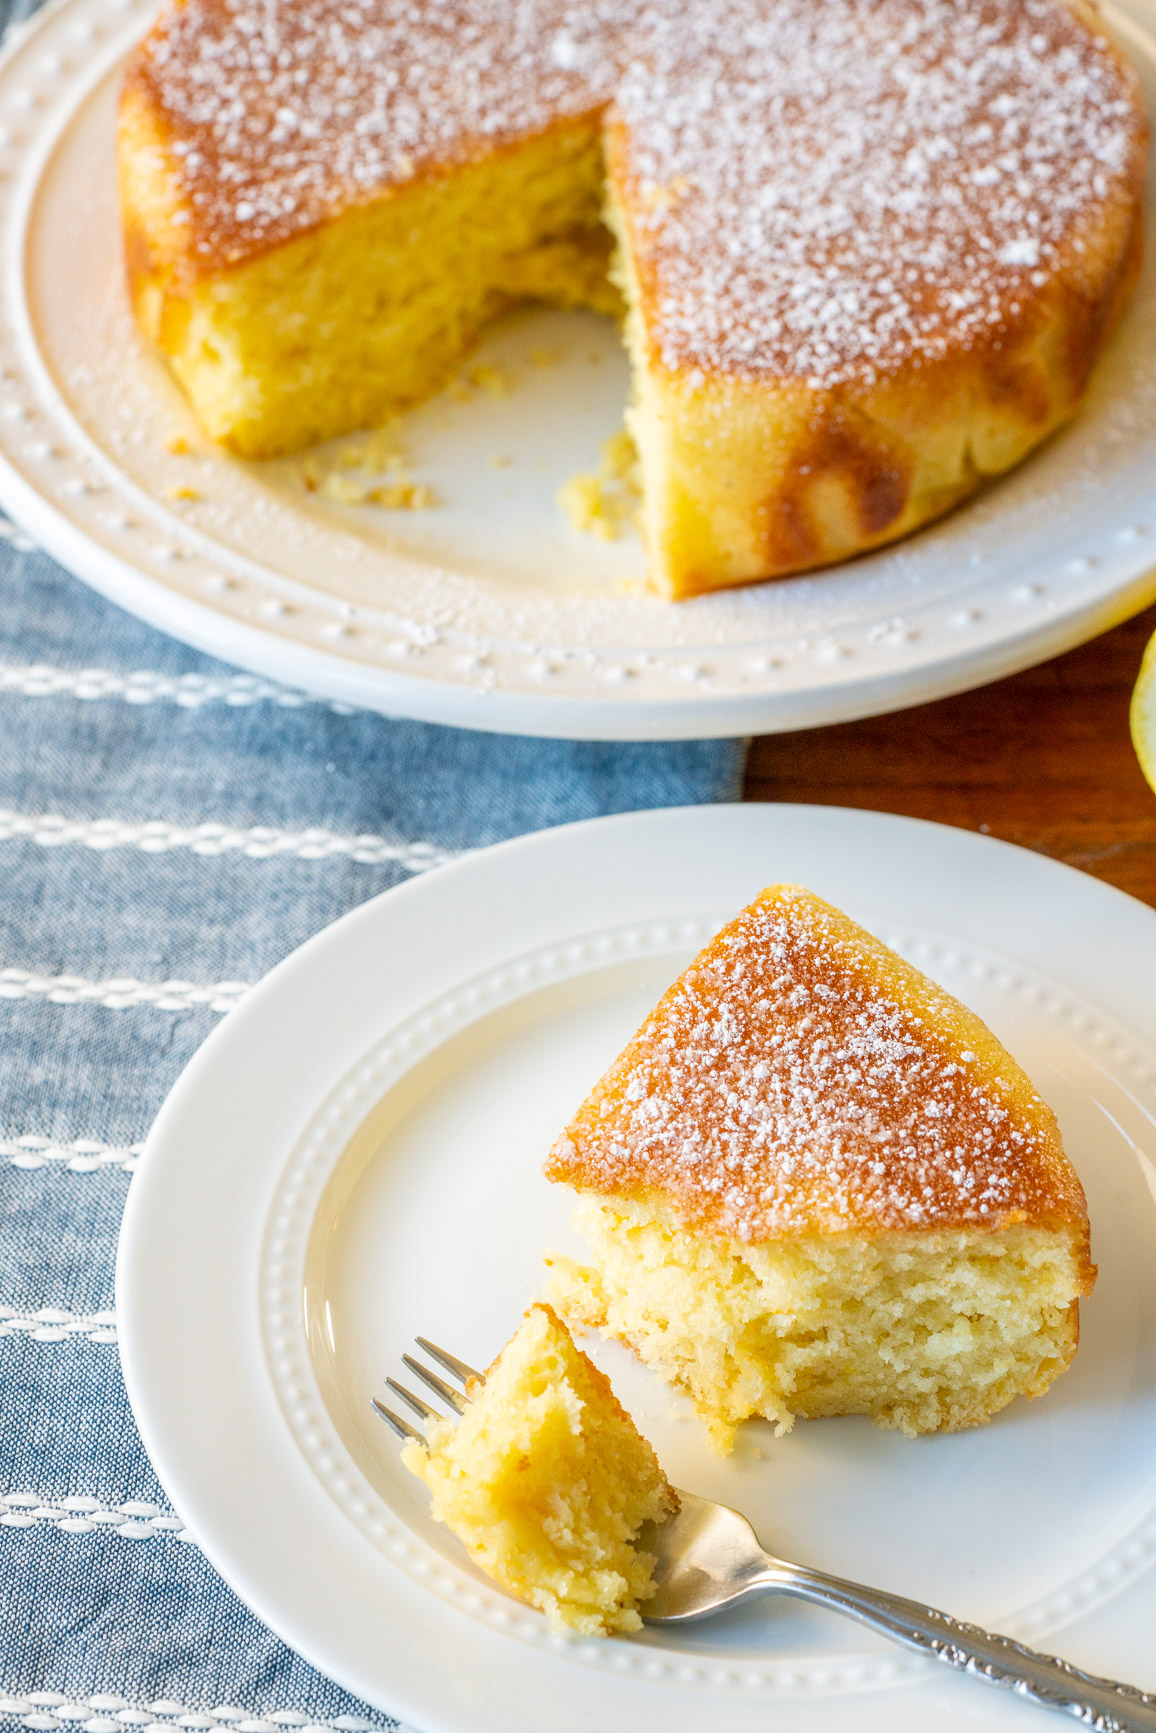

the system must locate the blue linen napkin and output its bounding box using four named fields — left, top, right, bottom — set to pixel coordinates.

left=0, top=511, right=745, bottom=1733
